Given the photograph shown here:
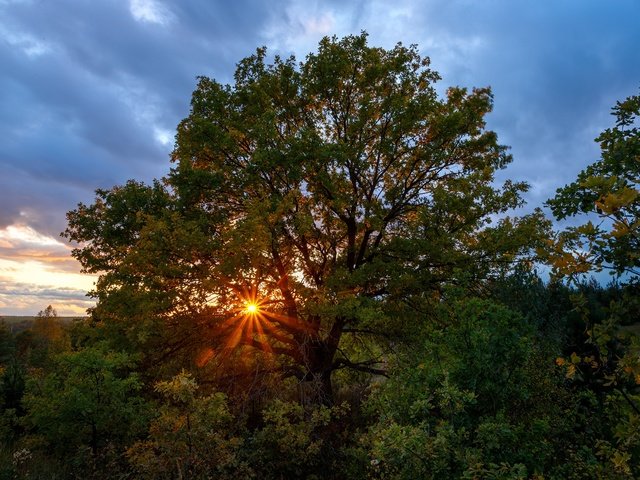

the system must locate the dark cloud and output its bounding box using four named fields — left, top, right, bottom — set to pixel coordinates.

left=400, top=0, right=640, bottom=205
left=0, top=0, right=274, bottom=235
